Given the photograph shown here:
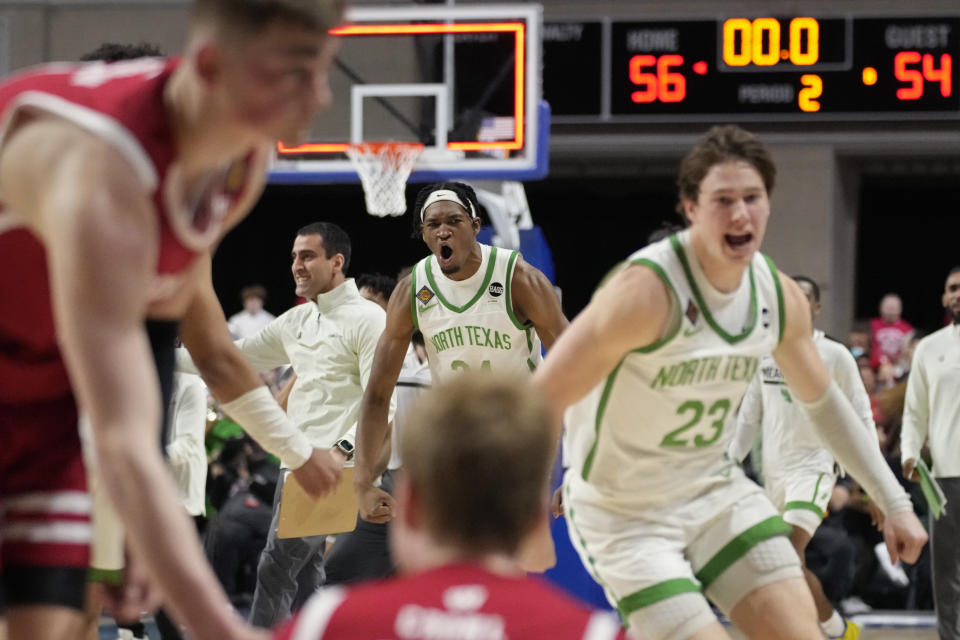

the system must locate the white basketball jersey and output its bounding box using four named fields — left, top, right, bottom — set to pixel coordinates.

left=565, top=231, right=785, bottom=509
left=748, top=330, right=873, bottom=475
left=411, top=243, right=542, bottom=381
